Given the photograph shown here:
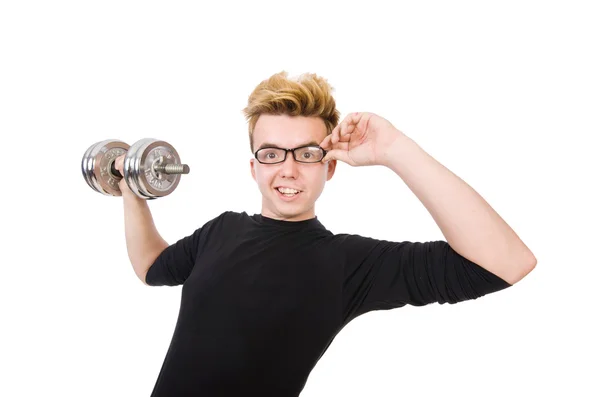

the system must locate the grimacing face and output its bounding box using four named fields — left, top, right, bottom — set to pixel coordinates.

left=250, top=114, right=337, bottom=222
